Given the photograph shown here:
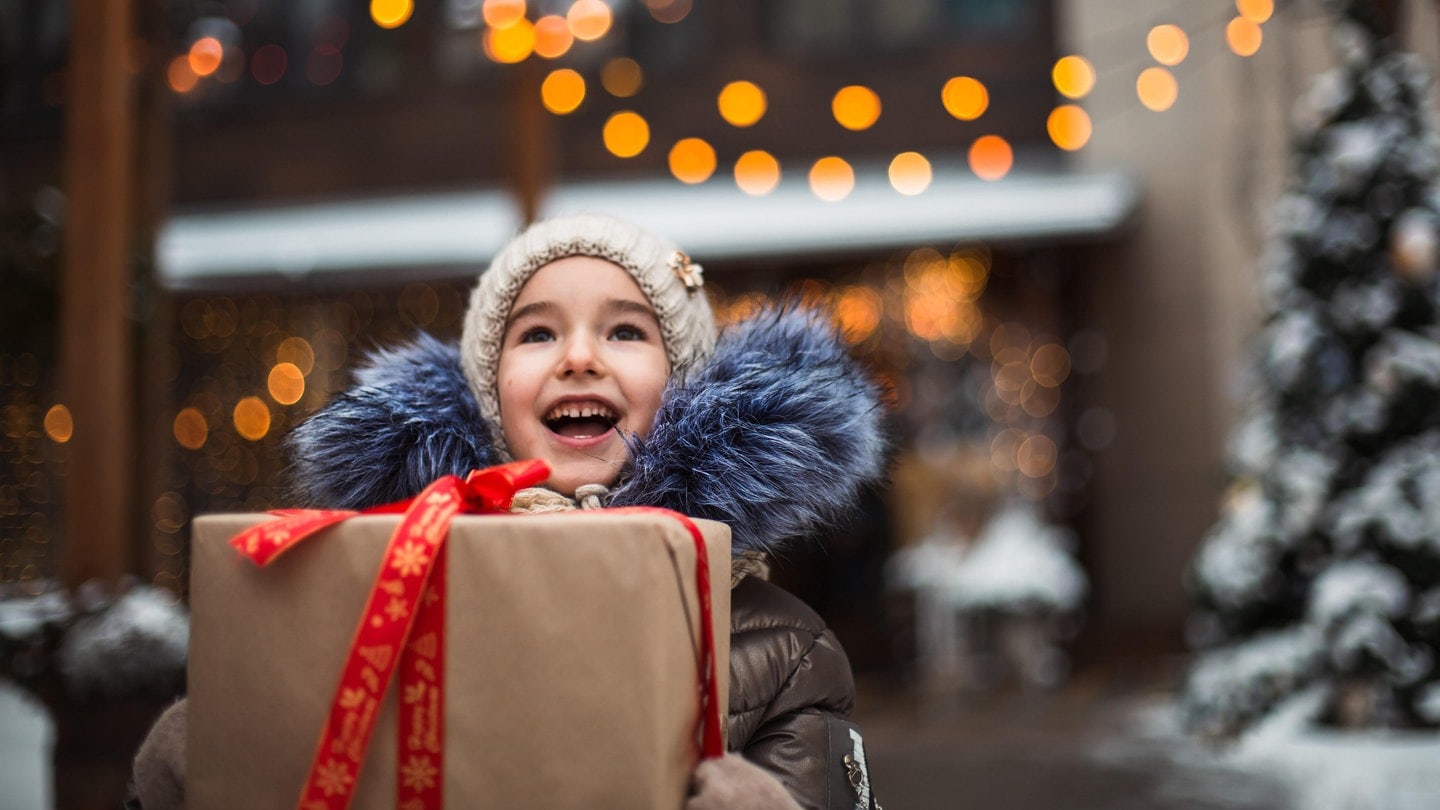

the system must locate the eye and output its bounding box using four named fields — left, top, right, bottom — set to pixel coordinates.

left=610, top=323, right=648, bottom=341
left=517, top=326, right=555, bottom=344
